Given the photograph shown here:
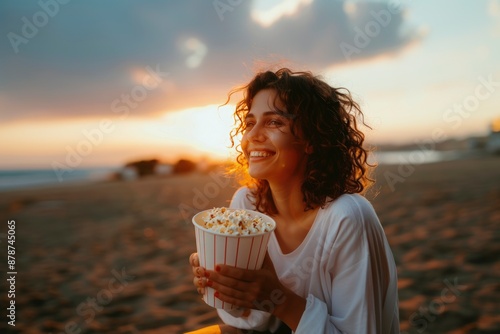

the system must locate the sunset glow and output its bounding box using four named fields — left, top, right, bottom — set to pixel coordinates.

left=0, top=105, right=238, bottom=169
left=156, top=104, right=237, bottom=160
